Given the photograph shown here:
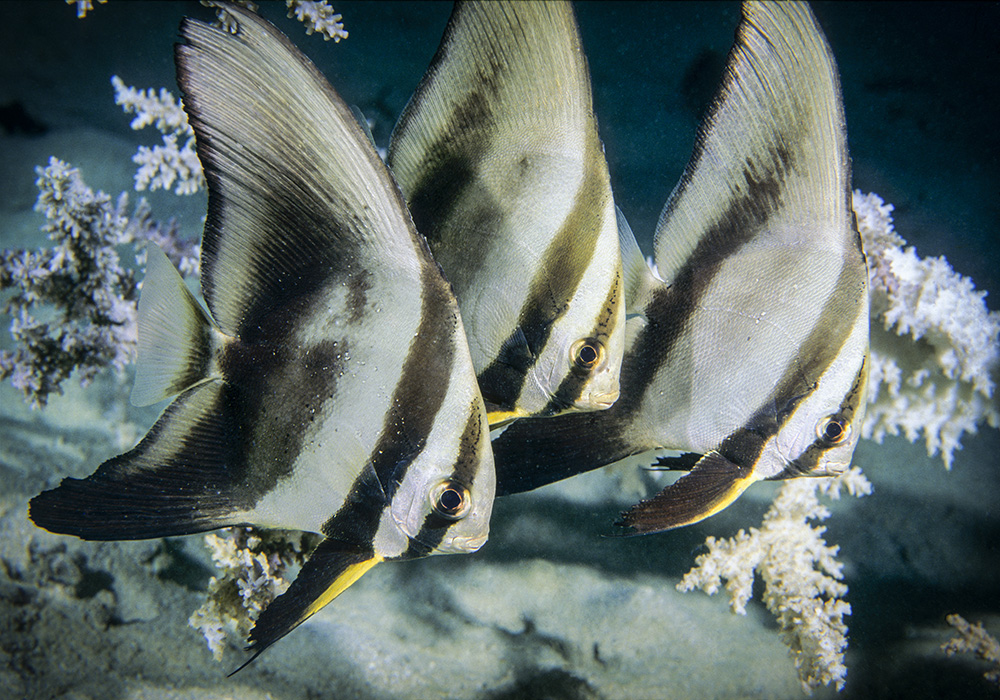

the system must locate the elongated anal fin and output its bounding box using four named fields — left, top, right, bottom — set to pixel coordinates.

left=132, top=245, right=220, bottom=407
left=232, top=539, right=383, bottom=673
left=29, top=380, right=247, bottom=540
left=616, top=453, right=759, bottom=534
